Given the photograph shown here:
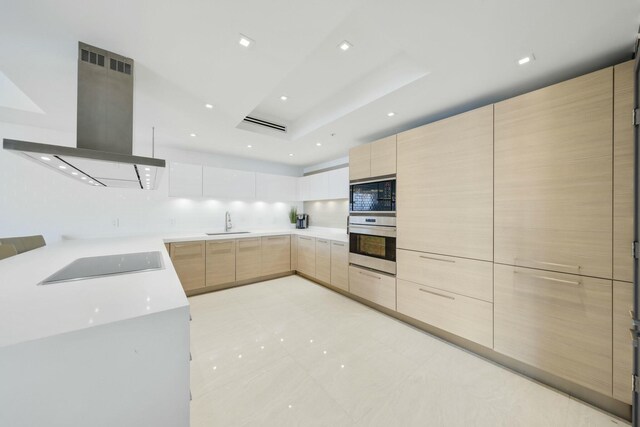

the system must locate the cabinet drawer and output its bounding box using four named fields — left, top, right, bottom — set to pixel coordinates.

left=170, top=241, right=206, bottom=291
left=348, top=266, right=396, bottom=310
left=397, top=279, right=493, bottom=348
left=397, top=250, right=493, bottom=302
left=494, top=264, right=612, bottom=395
left=236, top=238, right=261, bottom=281
left=330, top=241, right=349, bottom=292
left=205, top=240, right=235, bottom=288
left=261, top=235, right=291, bottom=276
left=315, top=239, right=331, bottom=283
